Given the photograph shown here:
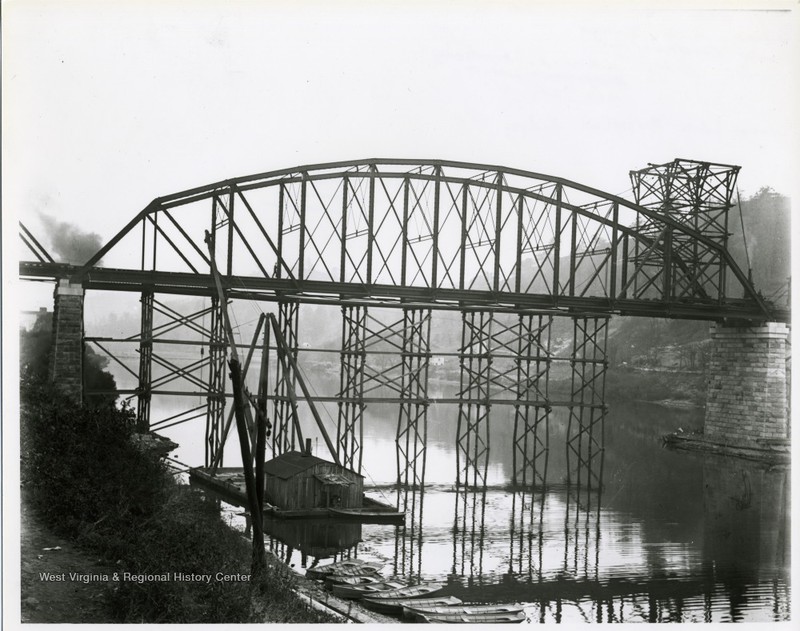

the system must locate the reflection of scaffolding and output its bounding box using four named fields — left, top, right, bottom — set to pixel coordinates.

left=563, top=451, right=604, bottom=584
left=272, top=300, right=299, bottom=456
left=452, top=486, right=488, bottom=582
left=394, top=487, right=425, bottom=580
left=507, top=490, right=546, bottom=582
